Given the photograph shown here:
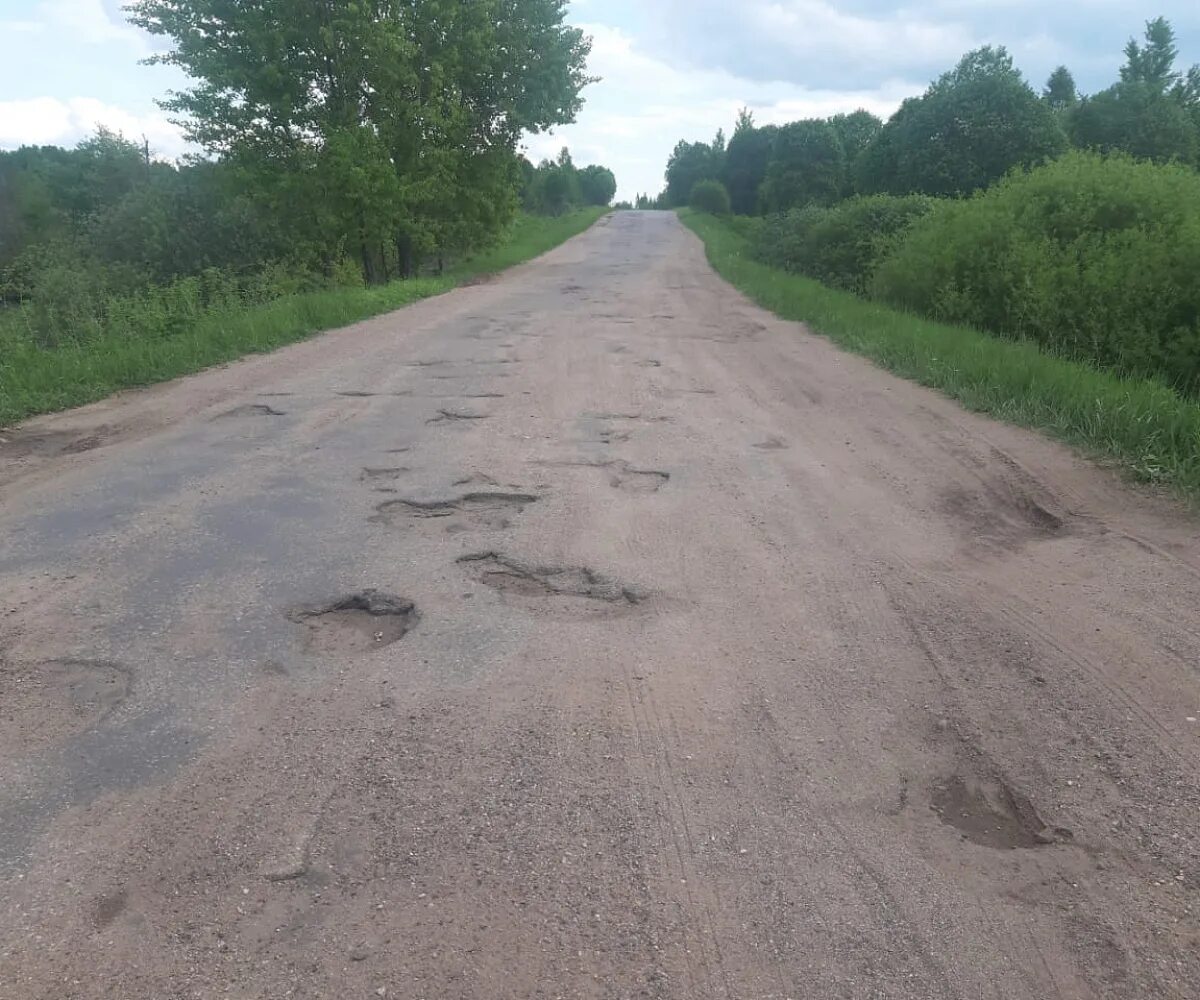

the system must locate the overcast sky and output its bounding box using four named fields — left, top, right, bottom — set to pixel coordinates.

left=1, top=0, right=1197, bottom=201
